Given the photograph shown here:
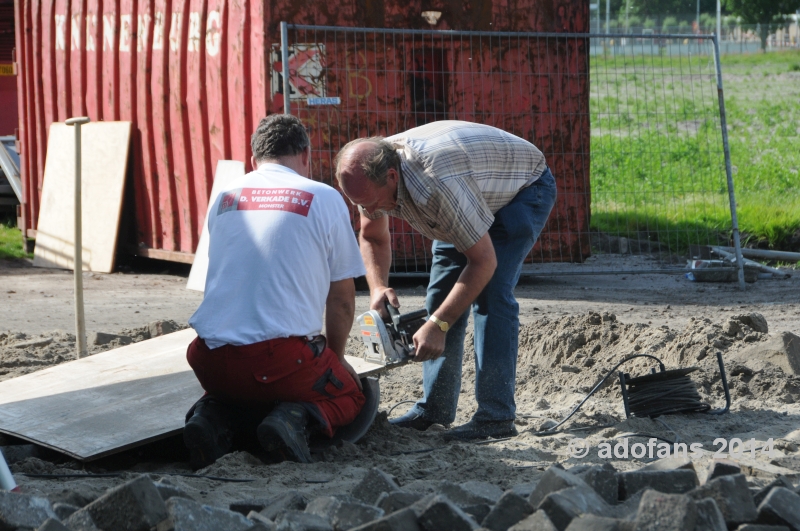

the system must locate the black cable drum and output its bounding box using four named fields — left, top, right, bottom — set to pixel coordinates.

left=622, top=367, right=711, bottom=418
